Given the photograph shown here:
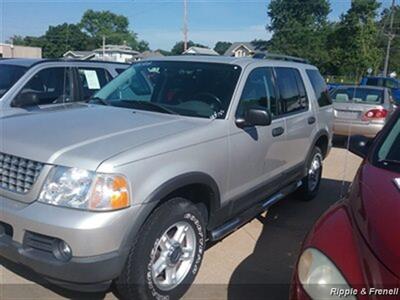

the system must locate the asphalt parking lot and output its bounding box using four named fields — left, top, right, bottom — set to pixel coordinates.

left=0, top=142, right=362, bottom=300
